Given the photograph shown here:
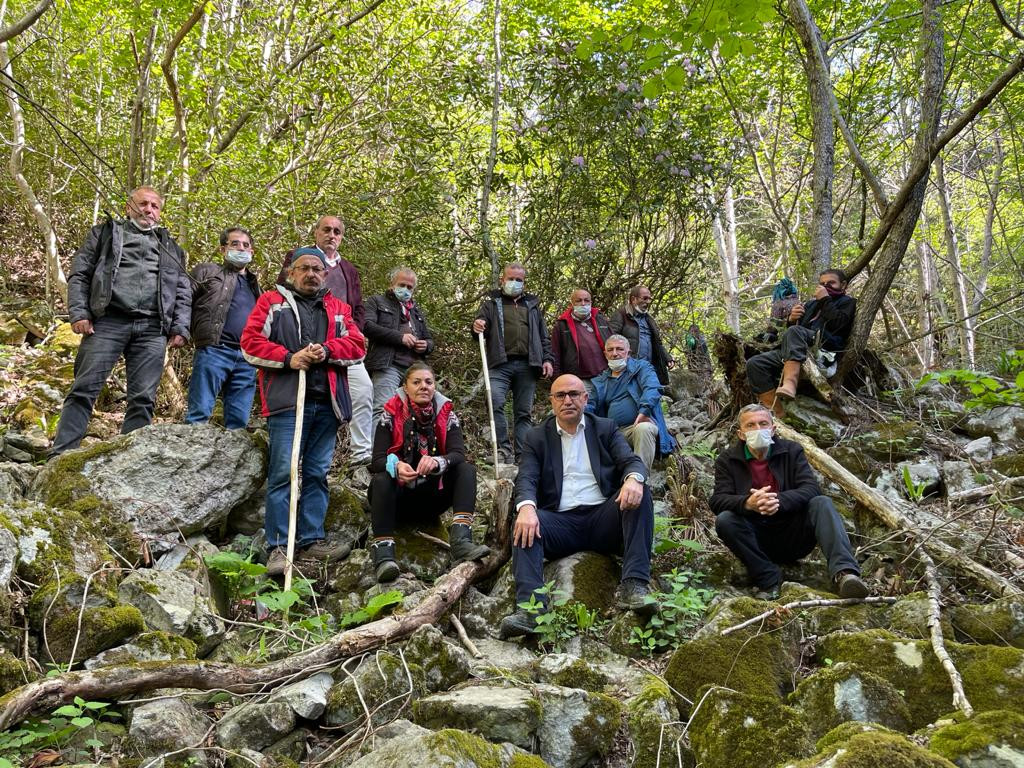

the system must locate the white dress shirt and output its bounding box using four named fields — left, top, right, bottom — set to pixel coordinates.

left=555, top=417, right=606, bottom=511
